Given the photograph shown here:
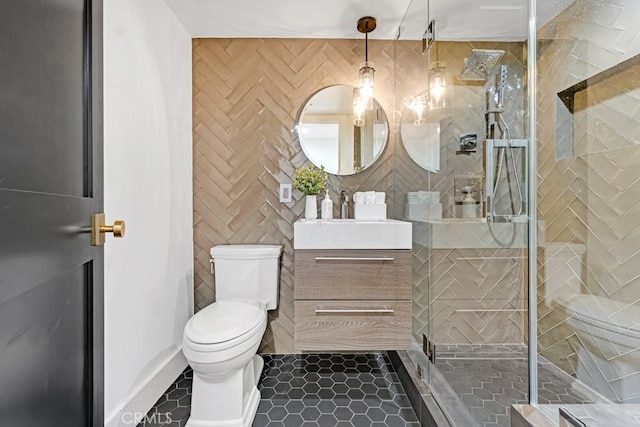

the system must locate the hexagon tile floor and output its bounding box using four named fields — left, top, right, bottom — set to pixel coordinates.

left=434, top=345, right=596, bottom=427
left=138, top=353, right=420, bottom=427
